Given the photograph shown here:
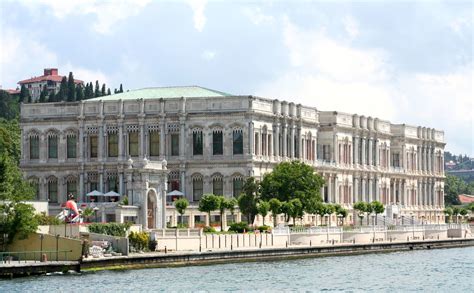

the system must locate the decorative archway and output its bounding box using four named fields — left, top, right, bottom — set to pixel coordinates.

left=147, top=189, right=157, bottom=229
